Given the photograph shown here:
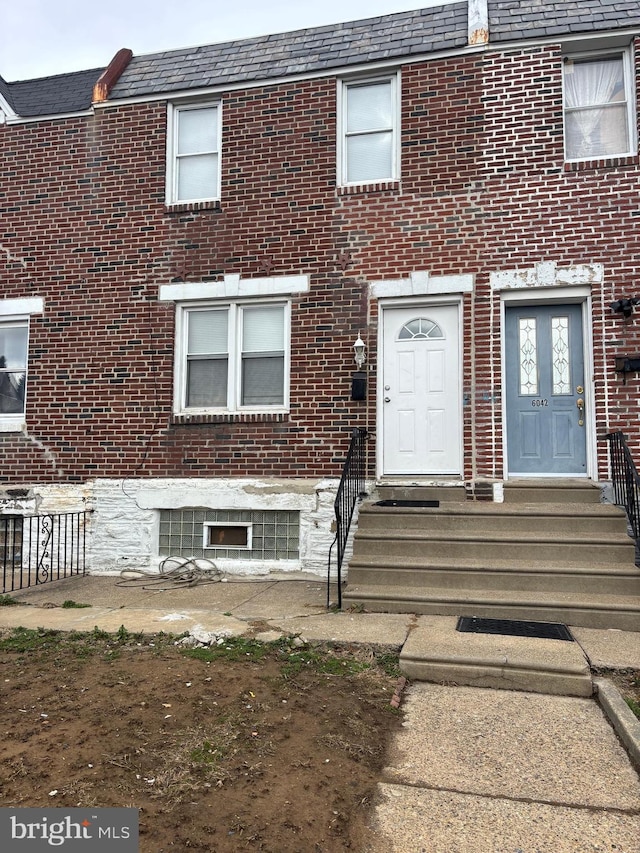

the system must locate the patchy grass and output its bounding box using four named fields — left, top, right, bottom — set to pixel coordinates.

left=61, top=599, right=92, bottom=609
left=0, top=626, right=403, bottom=852
left=625, top=696, right=640, bottom=719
